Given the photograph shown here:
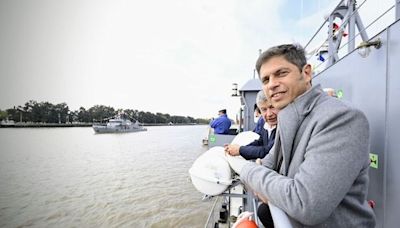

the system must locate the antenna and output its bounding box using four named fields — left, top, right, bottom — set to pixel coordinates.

left=301, top=0, right=304, bottom=20
left=253, top=49, right=262, bottom=79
